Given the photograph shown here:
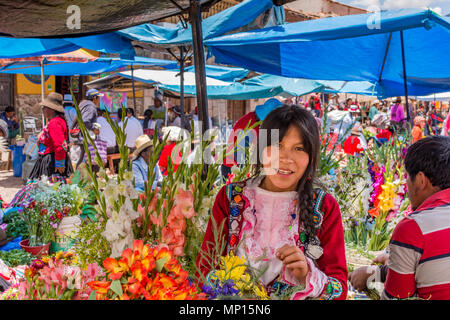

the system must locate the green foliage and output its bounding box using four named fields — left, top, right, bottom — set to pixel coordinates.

left=72, top=219, right=110, bottom=269
left=0, top=249, right=35, bottom=267
left=4, top=211, right=29, bottom=239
